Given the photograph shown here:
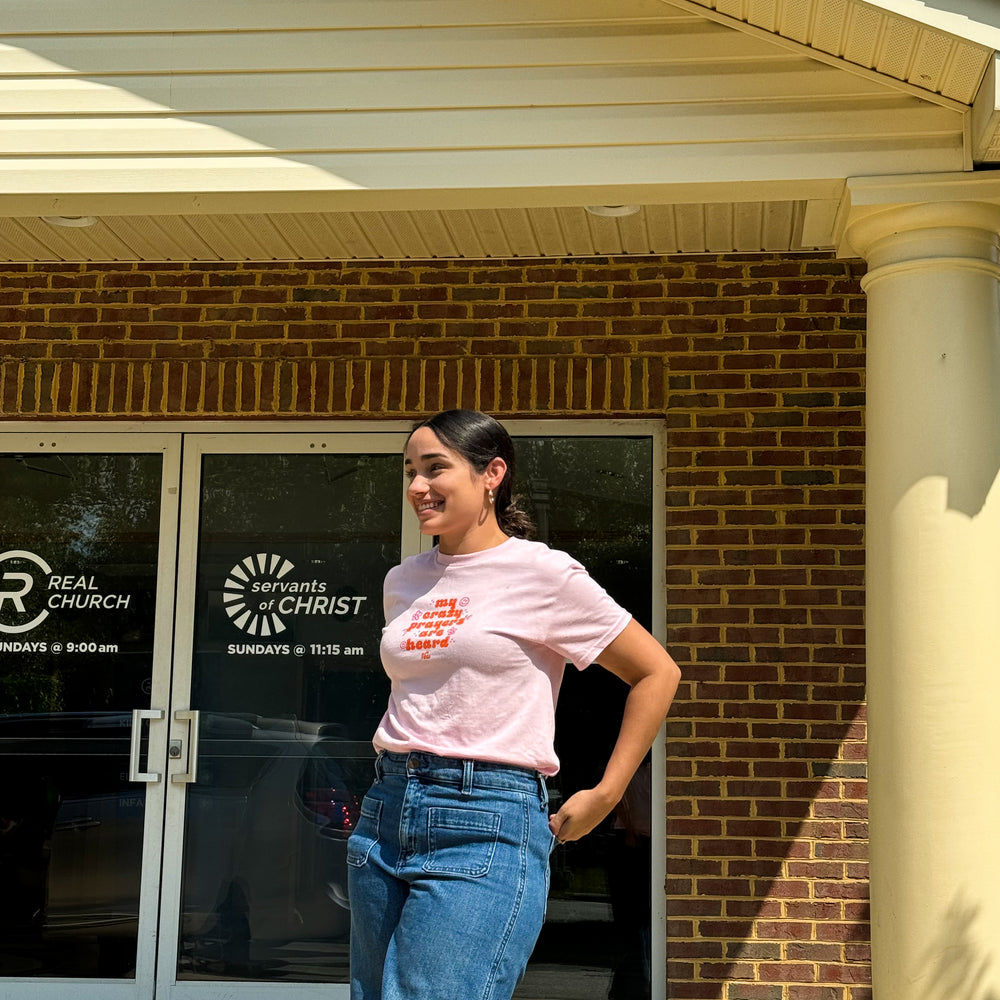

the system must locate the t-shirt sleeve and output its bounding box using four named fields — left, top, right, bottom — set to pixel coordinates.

left=382, top=563, right=408, bottom=624
left=541, top=552, right=632, bottom=670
